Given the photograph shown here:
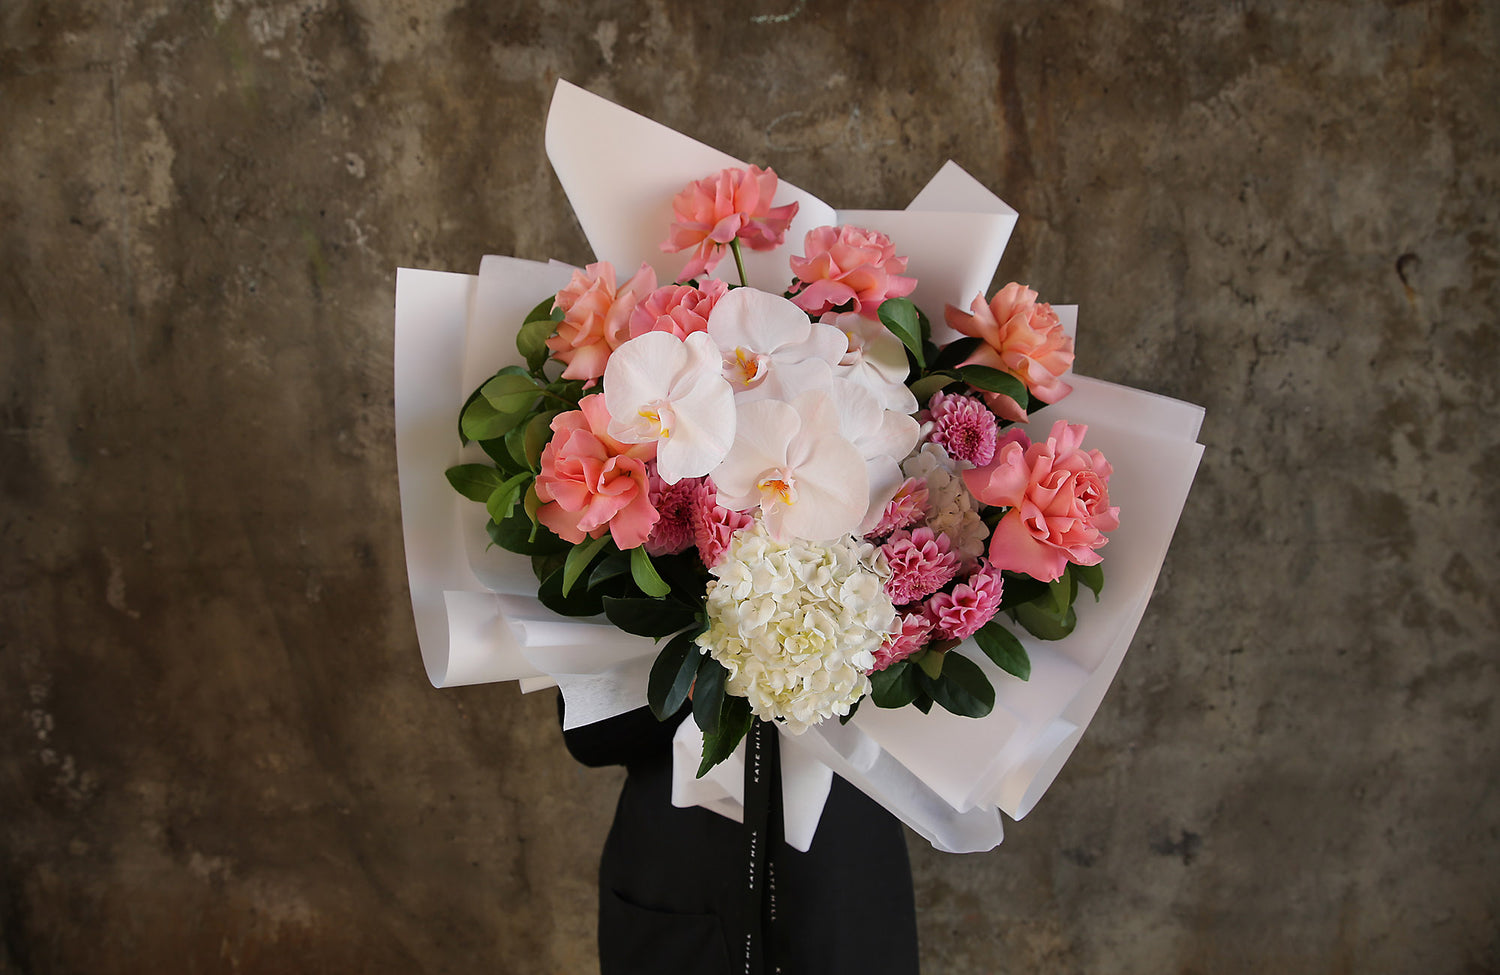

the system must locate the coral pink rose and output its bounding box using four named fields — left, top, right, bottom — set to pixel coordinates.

left=628, top=279, right=728, bottom=340
left=788, top=225, right=916, bottom=318
left=962, top=420, right=1119, bottom=583
left=535, top=395, right=659, bottom=549
left=944, top=282, right=1074, bottom=422
left=547, top=262, right=657, bottom=383
left=660, top=165, right=800, bottom=281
